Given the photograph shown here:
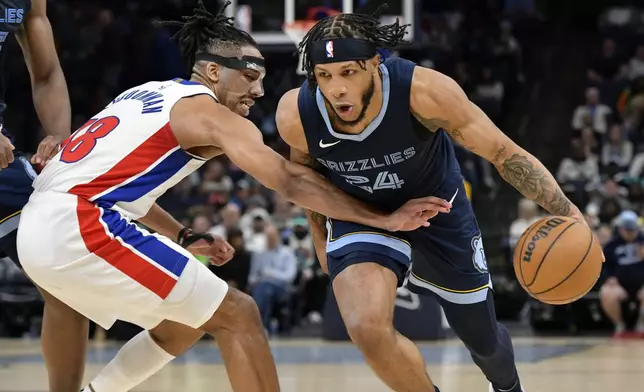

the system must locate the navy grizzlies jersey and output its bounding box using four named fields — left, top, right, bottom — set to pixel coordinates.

left=298, top=57, right=461, bottom=212
left=0, top=0, right=30, bottom=130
